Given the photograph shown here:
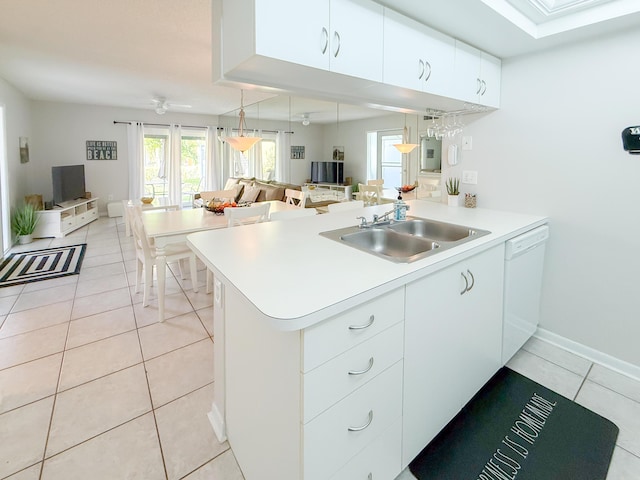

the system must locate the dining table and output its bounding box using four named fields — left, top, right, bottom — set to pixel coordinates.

left=140, top=200, right=300, bottom=322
